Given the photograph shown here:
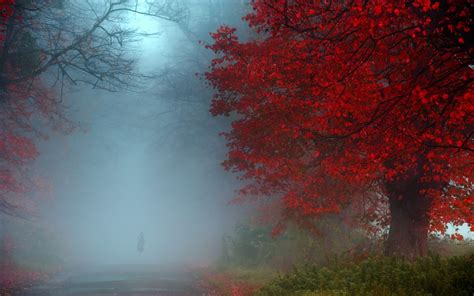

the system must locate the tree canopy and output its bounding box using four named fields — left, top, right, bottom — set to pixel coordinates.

left=206, top=0, right=473, bottom=256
